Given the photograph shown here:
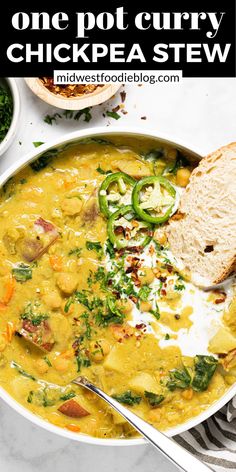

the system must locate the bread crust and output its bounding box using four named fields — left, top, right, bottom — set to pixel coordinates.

left=167, top=142, right=236, bottom=287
